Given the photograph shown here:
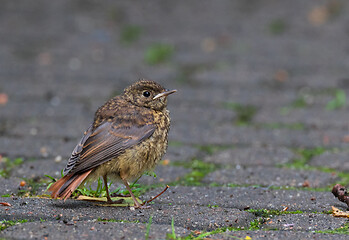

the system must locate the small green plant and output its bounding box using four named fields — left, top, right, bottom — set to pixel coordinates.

left=326, top=89, right=346, bottom=110
left=316, top=222, right=349, bottom=235
left=0, top=219, right=28, bottom=231
left=166, top=217, right=176, bottom=239
left=45, top=171, right=149, bottom=198
left=291, top=97, right=308, bottom=108
left=246, top=208, right=303, bottom=218
left=145, top=215, right=153, bottom=240
left=207, top=204, right=219, bottom=208
left=145, top=44, right=174, bottom=65
left=74, top=177, right=110, bottom=198
left=97, top=218, right=140, bottom=223
left=17, top=177, right=46, bottom=197
left=195, top=144, right=231, bottom=155
left=280, top=95, right=309, bottom=115
left=0, top=157, right=23, bottom=178
left=120, top=25, right=141, bottom=44
left=249, top=218, right=262, bottom=230
left=172, top=159, right=218, bottom=186
left=283, top=147, right=326, bottom=169
left=269, top=19, right=287, bottom=35
left=223, top=102, right=257, bottom=126
left=260, top=122, right=305, bottom=130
